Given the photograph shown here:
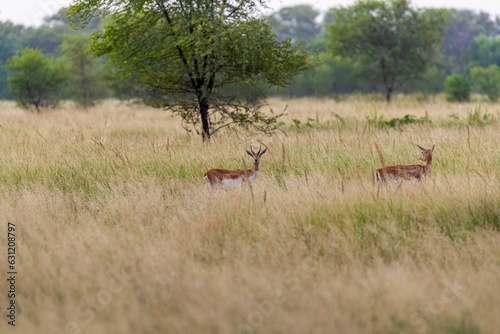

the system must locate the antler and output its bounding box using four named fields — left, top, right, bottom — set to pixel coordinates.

left=247, top=145, right=266, bottom=157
